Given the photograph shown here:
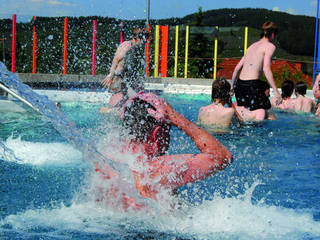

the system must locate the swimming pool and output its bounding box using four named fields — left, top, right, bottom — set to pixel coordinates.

left=1, top=87, right=320, bottom=239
